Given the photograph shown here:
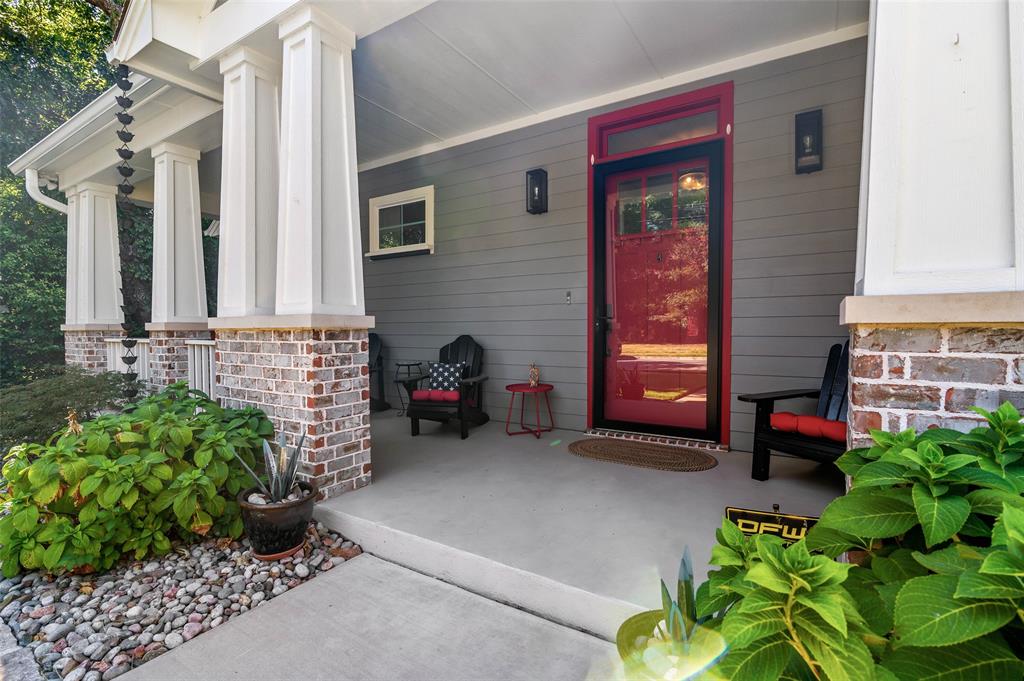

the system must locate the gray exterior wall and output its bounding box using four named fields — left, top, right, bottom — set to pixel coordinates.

left=359, top=38, right=865, bottom=451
